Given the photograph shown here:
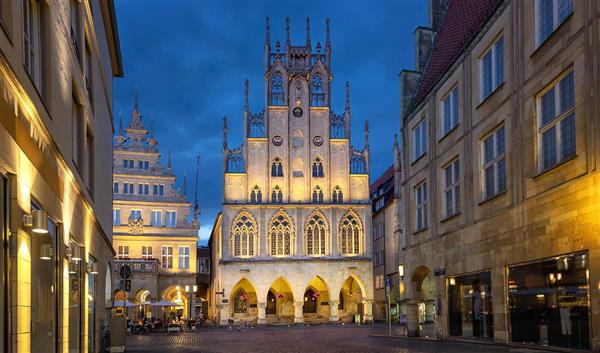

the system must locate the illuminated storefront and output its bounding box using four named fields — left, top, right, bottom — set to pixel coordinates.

left=508, top=253, right=590, bottom=349
left=448, top=272, right=493, bottom=339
